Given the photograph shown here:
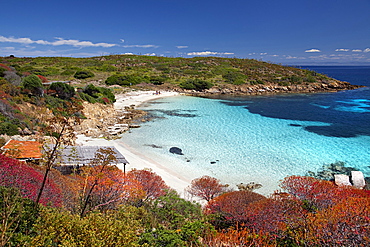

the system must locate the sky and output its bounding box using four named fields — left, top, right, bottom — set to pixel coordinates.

left=1, top=0, right=370, bottom=65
